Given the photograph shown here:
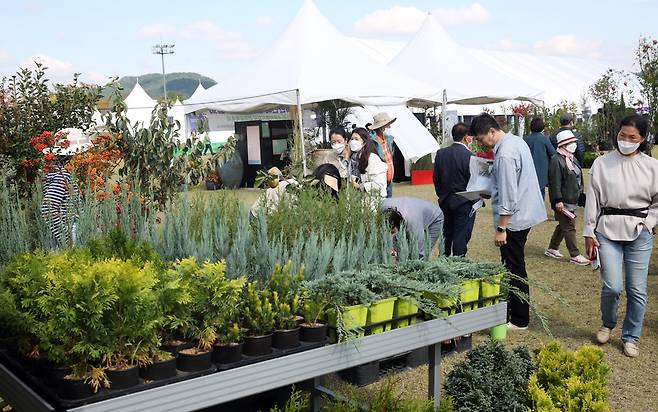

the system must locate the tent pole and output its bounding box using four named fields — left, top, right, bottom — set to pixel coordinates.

left=441, top=89, right=447, bottom=146
left=296, top=89, right=308, bottom=176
